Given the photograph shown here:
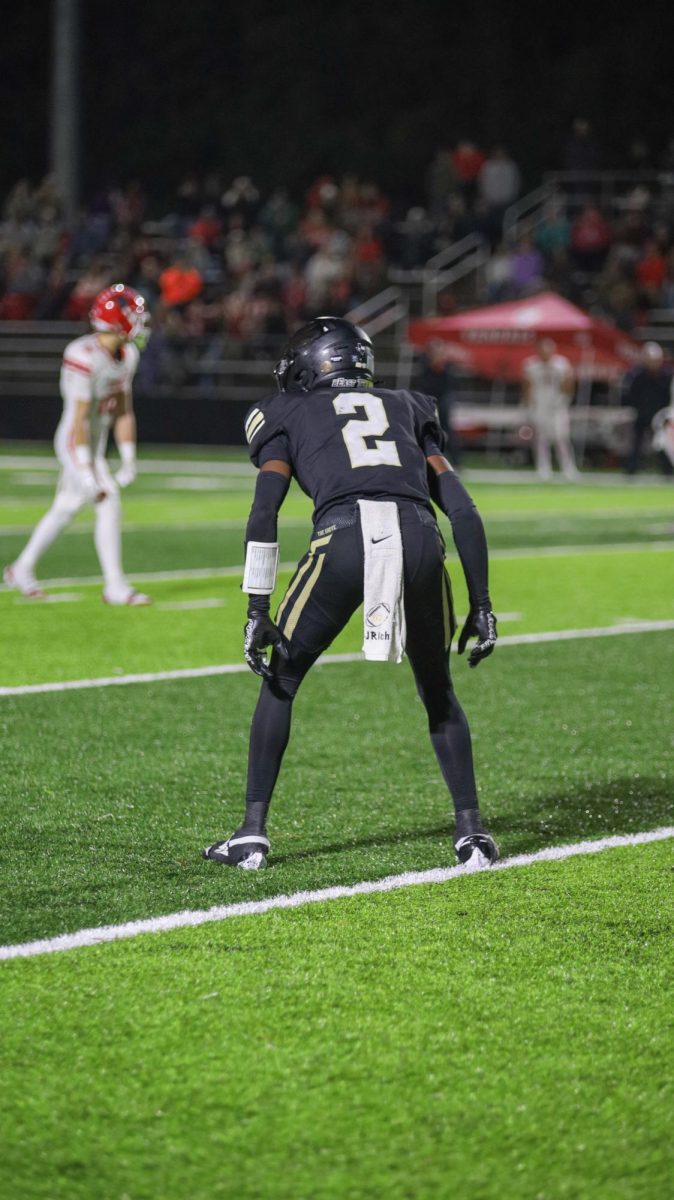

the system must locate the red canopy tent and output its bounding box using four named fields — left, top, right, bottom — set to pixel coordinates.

left=408, top=292, right=642, bottom=381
